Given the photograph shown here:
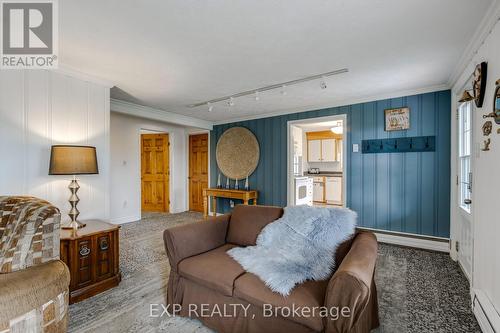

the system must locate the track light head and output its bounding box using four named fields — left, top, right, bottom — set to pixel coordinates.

left=281, top=85, right=287, bottom=95
left=254, top=91, right=260, bottom=101
left=320, top=76, right=327, bottom=90
left=207, top=102, right=213, bottom=112
left=228, top=97, right=235, bottom=107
